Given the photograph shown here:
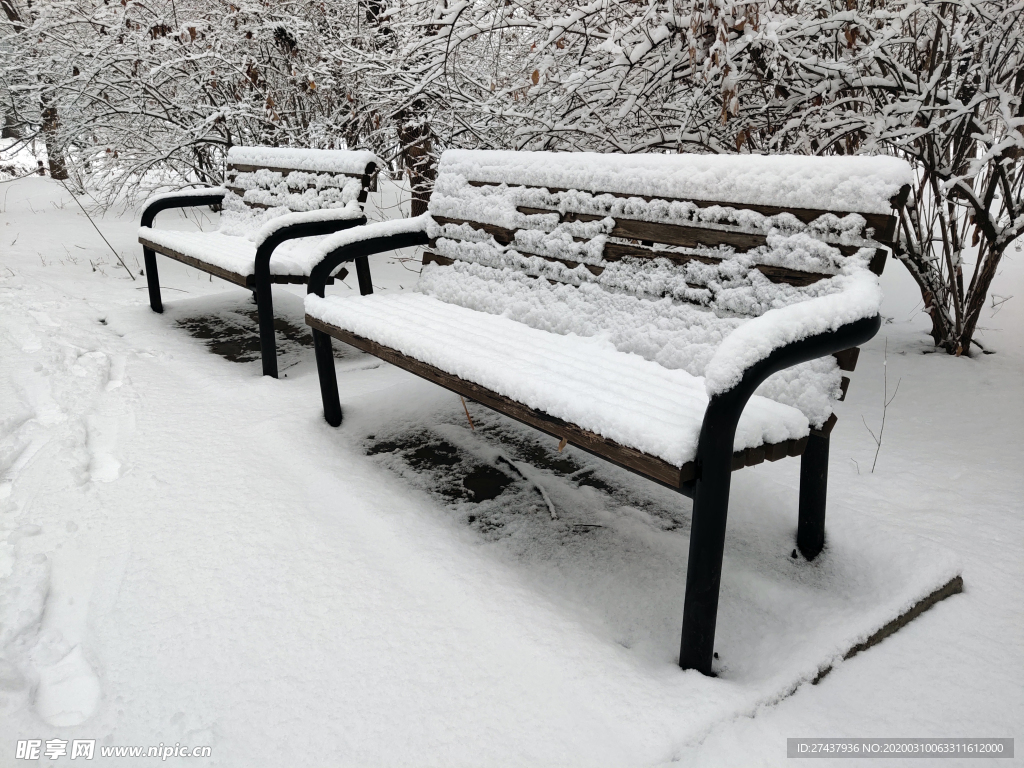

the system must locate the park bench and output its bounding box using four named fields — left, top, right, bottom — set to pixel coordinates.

left=138, top=146, right=379, bottom=377
left=300, top=150, right=911, bottom=675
